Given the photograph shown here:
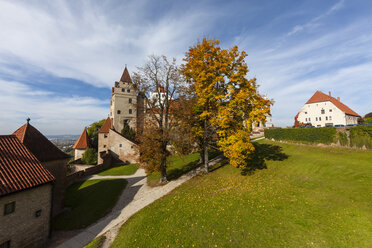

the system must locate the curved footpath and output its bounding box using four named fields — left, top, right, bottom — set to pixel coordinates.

left=54, top=155, right=223, bottom=248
